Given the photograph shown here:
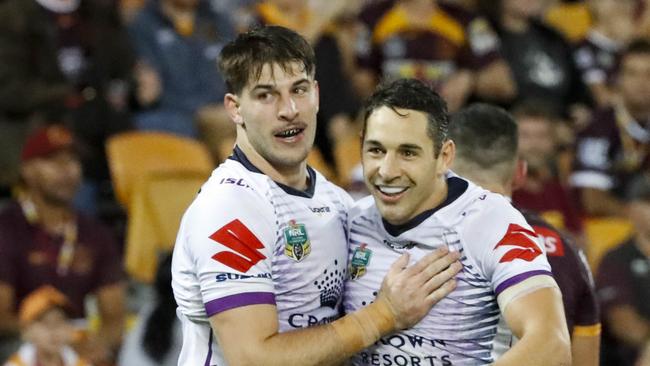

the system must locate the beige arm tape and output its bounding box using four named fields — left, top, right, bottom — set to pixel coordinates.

left=330, top=299, right=396, bottom=354
left=497, top=275, right=559, bottom=313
